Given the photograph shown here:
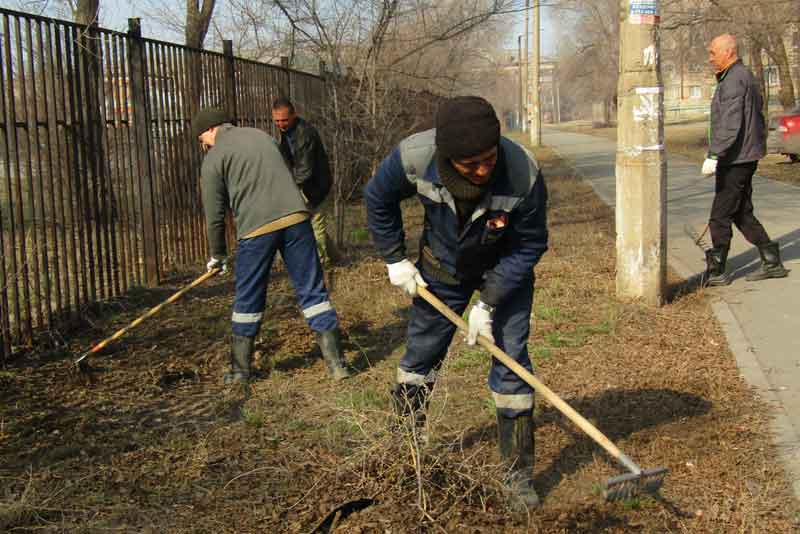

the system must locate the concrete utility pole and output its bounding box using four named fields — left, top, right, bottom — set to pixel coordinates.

left=518, top=35, right=524, bottom=130
left=529, top=1, right=541, bottom=146
left=616, top=0, right=666, bottom=306
left=523, top=1, right=529, bottom=133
